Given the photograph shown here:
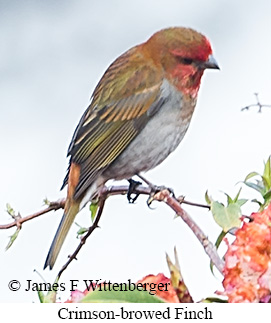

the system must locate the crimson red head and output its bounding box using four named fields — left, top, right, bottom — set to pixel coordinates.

left=142, top=27, right=219, bottom=95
